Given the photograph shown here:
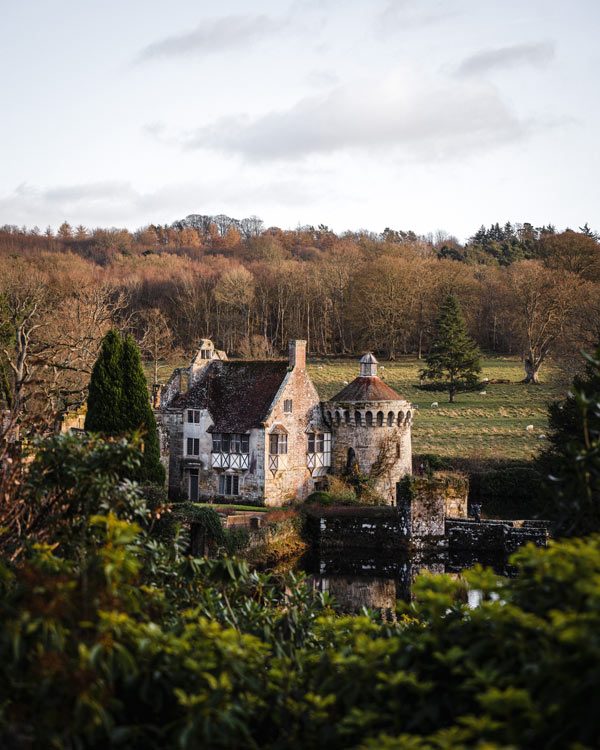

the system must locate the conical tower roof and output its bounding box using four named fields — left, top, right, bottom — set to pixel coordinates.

left=331, top=353, right=404, bottom=402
